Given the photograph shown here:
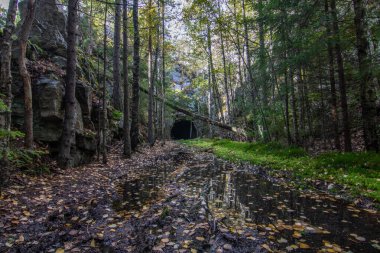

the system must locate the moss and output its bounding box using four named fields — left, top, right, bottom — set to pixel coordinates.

left=182, top=139, right=380, bottom=202
left=111, top=109, right=123, bottom=122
